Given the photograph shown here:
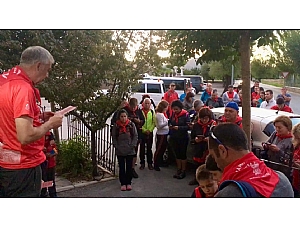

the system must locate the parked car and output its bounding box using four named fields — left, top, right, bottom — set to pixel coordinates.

left=179, top=75, right=204, bottom=94
left=129, top=79, right=165, bottom=105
